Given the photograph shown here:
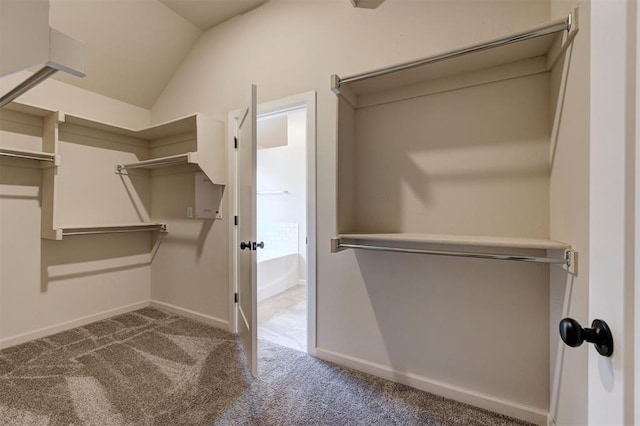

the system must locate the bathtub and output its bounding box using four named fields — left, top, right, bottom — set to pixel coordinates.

left=257, top=250, right=299, bottom=302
